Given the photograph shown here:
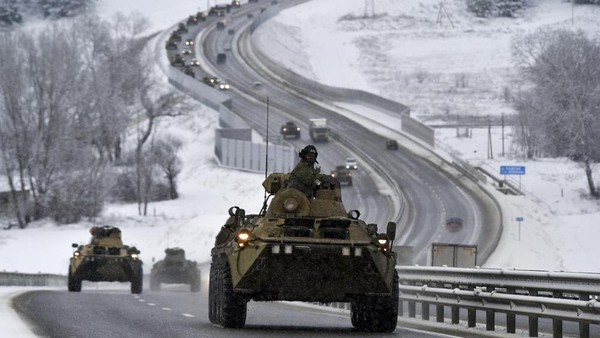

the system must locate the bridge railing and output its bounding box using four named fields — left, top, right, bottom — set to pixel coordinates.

left=397, top=266, right=600, bottom=337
